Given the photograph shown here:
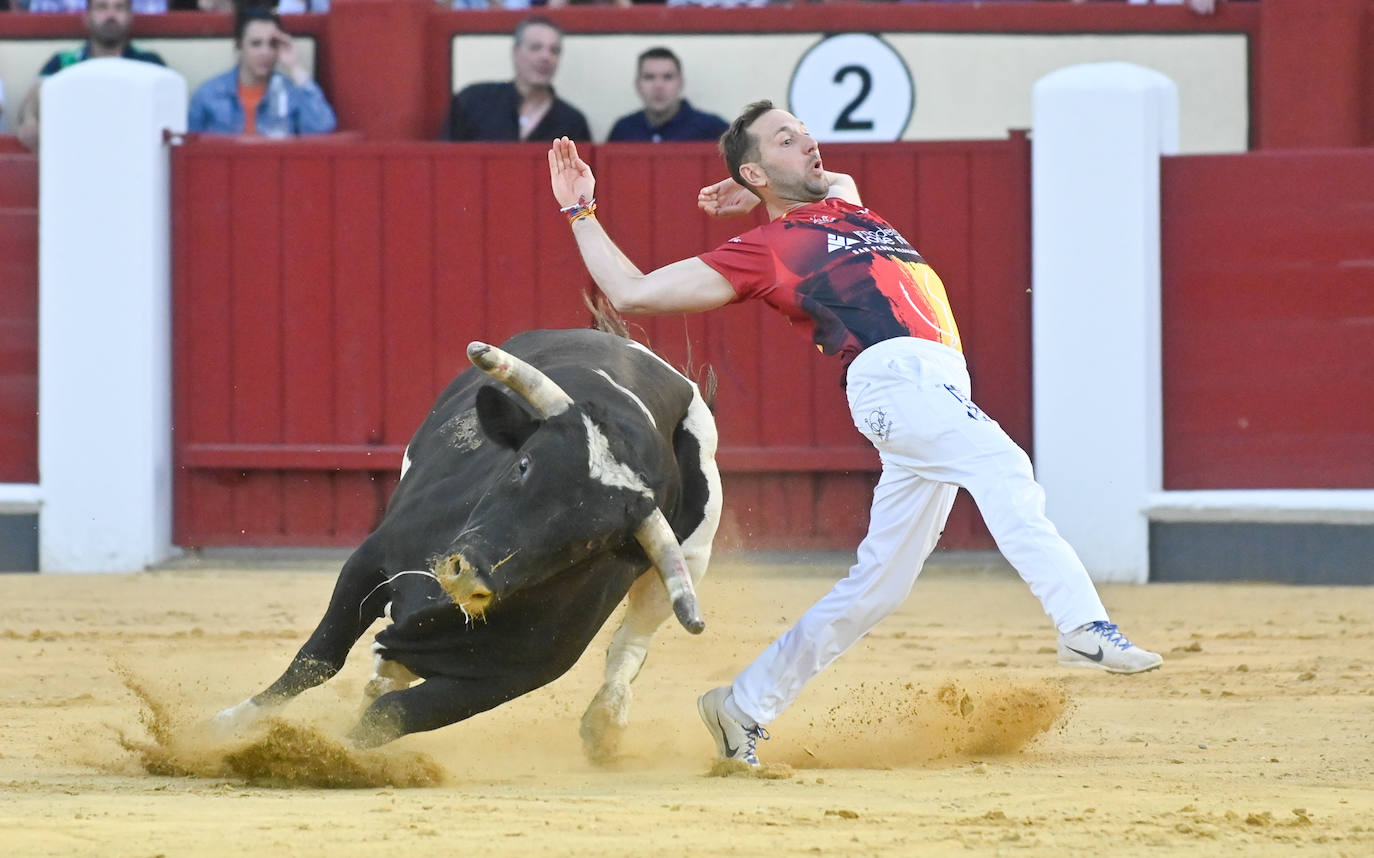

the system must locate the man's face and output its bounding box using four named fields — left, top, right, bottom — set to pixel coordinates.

left=238, top=21, right=281, bottom=81
left=747, top=109, right=828, bottom=201
left=512, top=24, right=561, bottom=89
left=635, top=57, right=683, bottom=116
left=86, top=0, right=133, bottom=50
